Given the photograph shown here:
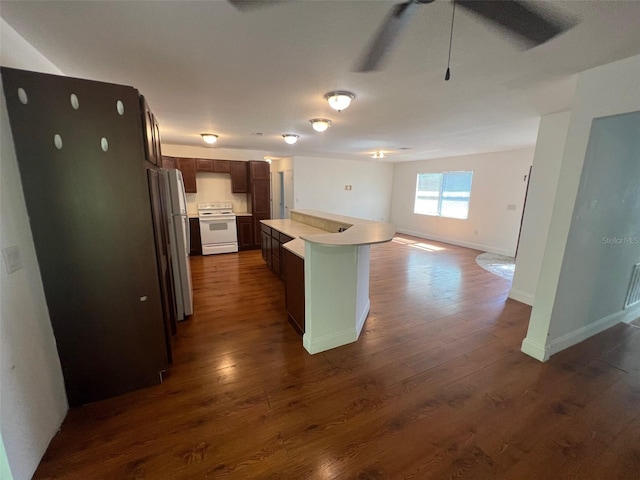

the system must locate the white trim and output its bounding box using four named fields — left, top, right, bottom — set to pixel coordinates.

left=548, top=305, right=640, bottom=357
left=303, top=328, right=358, bottom=354
left=520, top=337, right=550, bottom=362
left=355, top=299, right=371, bottom=337
left=396, top=228, right=514, bottom=257
left=508, top=288, right=534, bottom=306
